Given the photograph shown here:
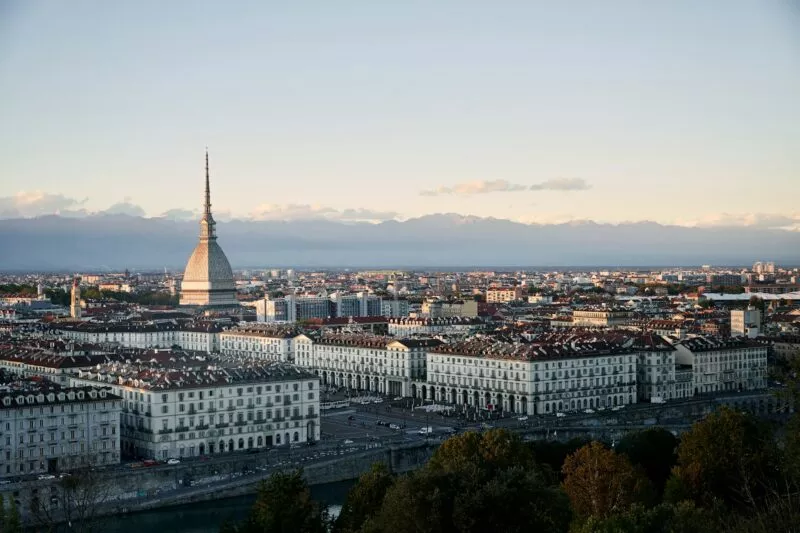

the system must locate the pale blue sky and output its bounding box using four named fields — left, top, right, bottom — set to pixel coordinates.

left=1, top=1, right=798, bottom=227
